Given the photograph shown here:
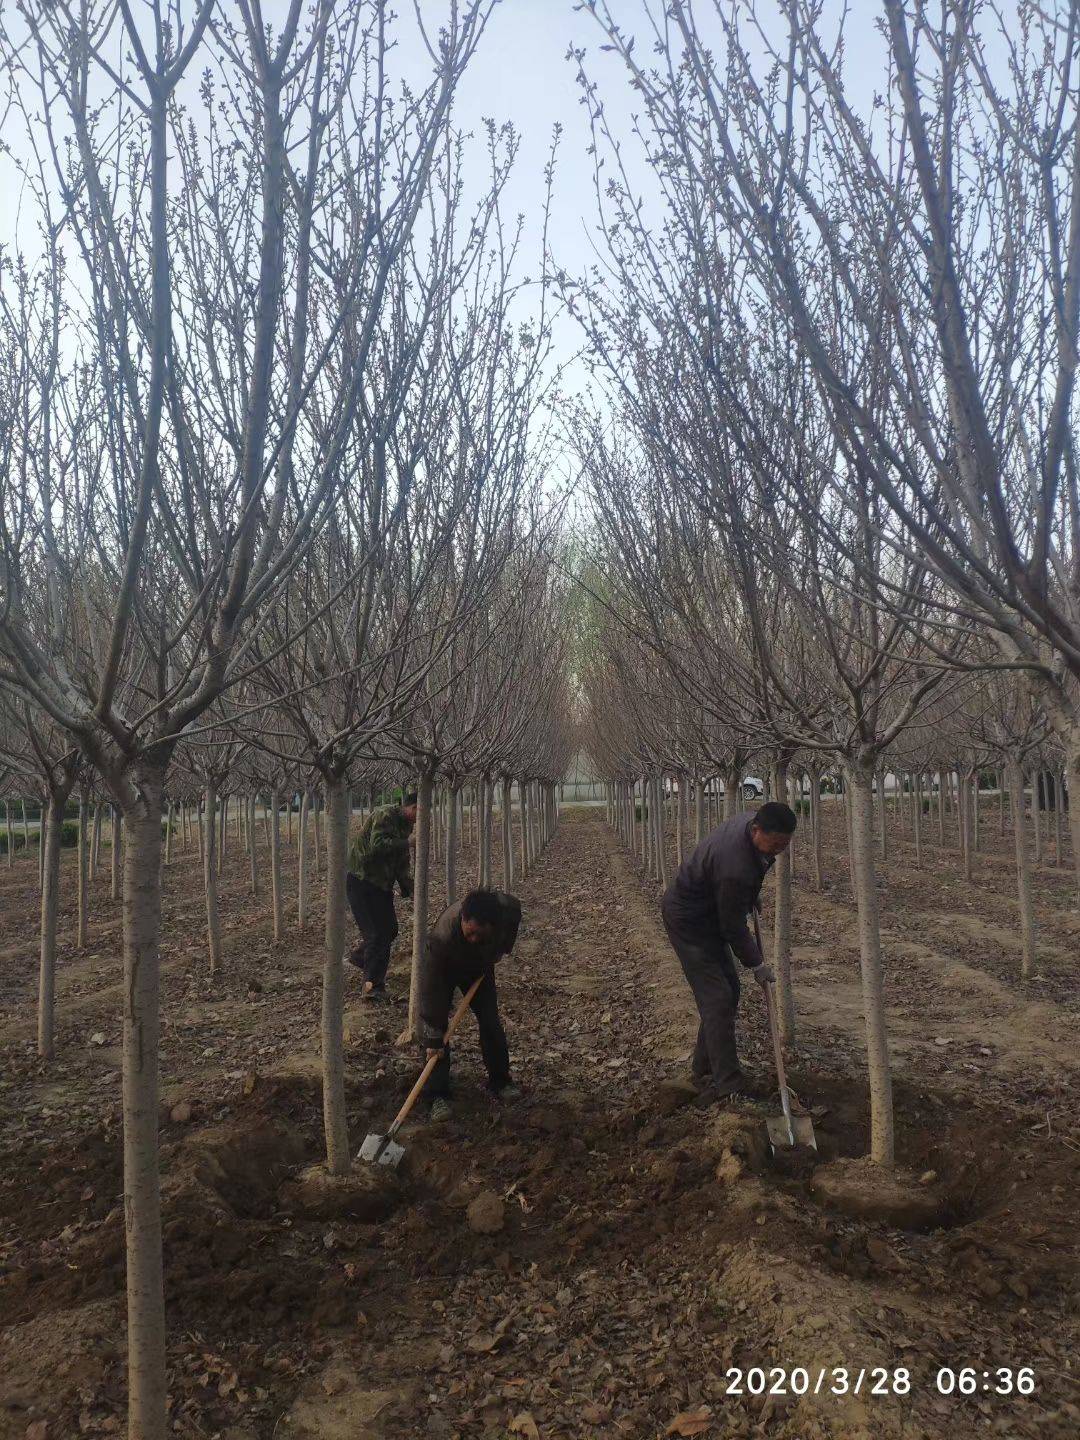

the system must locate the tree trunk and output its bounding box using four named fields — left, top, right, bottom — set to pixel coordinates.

left=937, top=770, right=945, bottom=844
left=876, top=768, right=887, bottom=862
left=286, top=792, right=293, bottom=847
left=1030, top=771, right=1043, bottom=864
left=971, top=771, right=980, bottom=855
left=77, top=794, right=89, bottom=949
left=407, top=771, right=436, bottom=1038
left=913, top=772, right=923, bottom=869
left=724, top=765, right=741, bottom=820
left=313, top=790, right=323, bottom=876
left=959, top=771, right=972, bottom=882
left=676, top=777, right=687, bottom=866
left=501, top=777, right=514, bottom=888
left=998, top=769, right=1006, bottom=836
left=21, top=796, right=30, bottom=858
left=773, top=762, right=795, bottom=1044
left=204, top=781, right=222, bottom=976
left=518, top=779, right=529, bottom=879
left=446, top=785, right=460, bottom=904
left=478, top=775, right=492, bottom=886
left=249, top=794, right=260, bottom=897
left=321, top=775, right=351, bottom=1175
left=163, top=801, right=173, bottom=867
left=652, top=776, right=667, bottom=884
left=1008, top=760, right=1036, bottom=977
left=788, top=770, right=798, bottom=883
left=298, top=790, right=310, bottom=929
left=92, top=801, right=103, bottom=877
left=3, top=799, right=10, bottom=869
left=1055, top=771, right=1065, bottom=868
left=120, top=768, right=167, bottom=1440
left=219, top=794, right=227, bottom=872
left=809, top=767, right=823, bottom=890
left=112, top=805, right=122, bottom=901
left=1065, top=743, right=1080, bottom=903
left=269, top=787, right=283, bottom=942
left=846, top=762, right=895, bottom=1167
left=38, top=796, right=63, bottom=1058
